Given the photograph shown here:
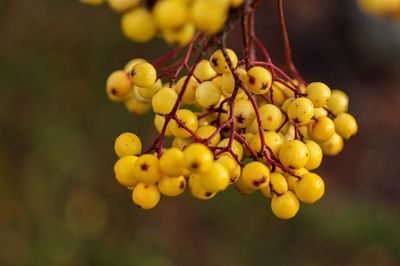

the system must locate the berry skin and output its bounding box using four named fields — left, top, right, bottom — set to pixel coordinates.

left=334, top=113, right=358, bottom=139
left=246, top=66, right=272, bottom=94
left=234, top=99, right=256, bottom=128
left=261, top=172, right=288, bottom=199
left=217, top=138, right=244, bottom=160
left=133, top=154, right=163, bottom=184
left=294, top=172, right=325, bottom=204
left=189, top=174, right=217, bottom=200
left=132, top=183, right=160, bottom=210
left=106, top=70, right=132, bottom=102
left=320, top=132, right=344, bottom=156
left=209, top=49, right=238, bottom=74
left=279, top=140, right=309, bottom=169
left=310, top=116, right=335, bottom=142
left=287, top=97, right=314, bottom=125
left=157, top=175, right=186, bottom=197
left=172, top=137, right=193, bottom=150
left=230, top=0, right=245, bottom=8
left=114, top=132, right=142, bottom=157
left=196, top=125, right=221, bottom=147
left=114, top=155, right=139, bottom=187
left=259, top=104, right=284, bottom=131
left=267, top=82, right=288, bottom=106
left=199, top=162, right=230, bottom=192
left=194, top=60, right=218, bottom=82
left=183, top=143, right=214, bottom=174
left=191, top=0, right=228, bottom=34
left=196, top=81, right=222, bottom=108
left=284, top=168, right=308, bottom=191
left=124, top=93, right=151, bottom=114
left=137, top=78, right=162, bottom=100
left=163, top=23, right=195, bottom=47
left=235, top=176, right=256, bottom=195
left=241, top=162, right=270, bottom=190
left=159, top=148, right=185, bottom=177
left=153, top=0, right=188, bottom=30
left=216, top=155, right=241, bottom=183
left=305, top=82, right=331, bottom=108
left=108, top=0, right=140, bottom=12
left=154, top=114, right=173, bottom=137
left=130, top=62, right=157, bottom=88
left=304, top=140, right=323, bottom=170
left=170, top=109, right=199, bottom=138
left=174, top=75, right=199, bottom=104
left=327, top=89, right=349, bottom=115
left=124, top=58, right=146, bottom=73
left=249, top=131, right=283, bottom=157
left=121, top=8, right=156, bottom=42
left=314, top=107, right=328, bottom=118
left=271, top=191, right=300, bottom=219
left=152, top=87, right=178, bottom=114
